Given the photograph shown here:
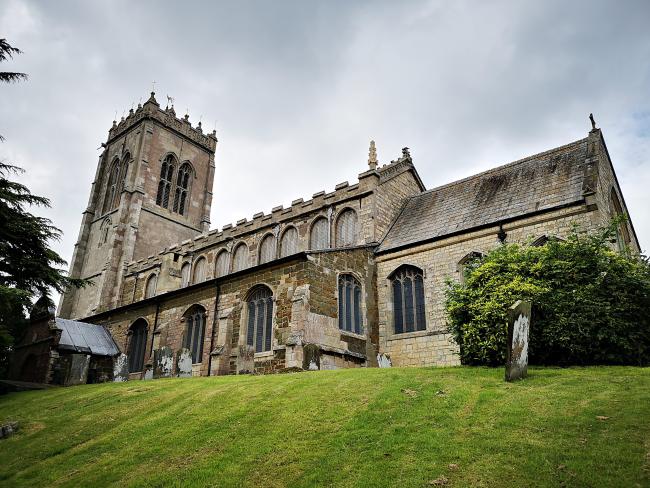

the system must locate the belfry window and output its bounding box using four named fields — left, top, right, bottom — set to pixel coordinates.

left=338, top=274, right=363, bottom=334
left=610, top=188, right=631, bottom=251
left=127, top=319, right=148, bottom=373
left=156, top=154, right=176, bottom=209
left=173, top=163, right=191, bottom=215
left=102, top=159, right=120, bottom=214
left=310, top=217, right=329, bottom=250
left=335, top=209, right=358, bottom=247
left=183, top=305, right=206, bottom=364
left=259, top=234, right=276, bottom=264
left=390, top=265, right=426, bottom=334
left=246, top=286, right=274, bottom=353
left=279, top=227, right=298, bottom=257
